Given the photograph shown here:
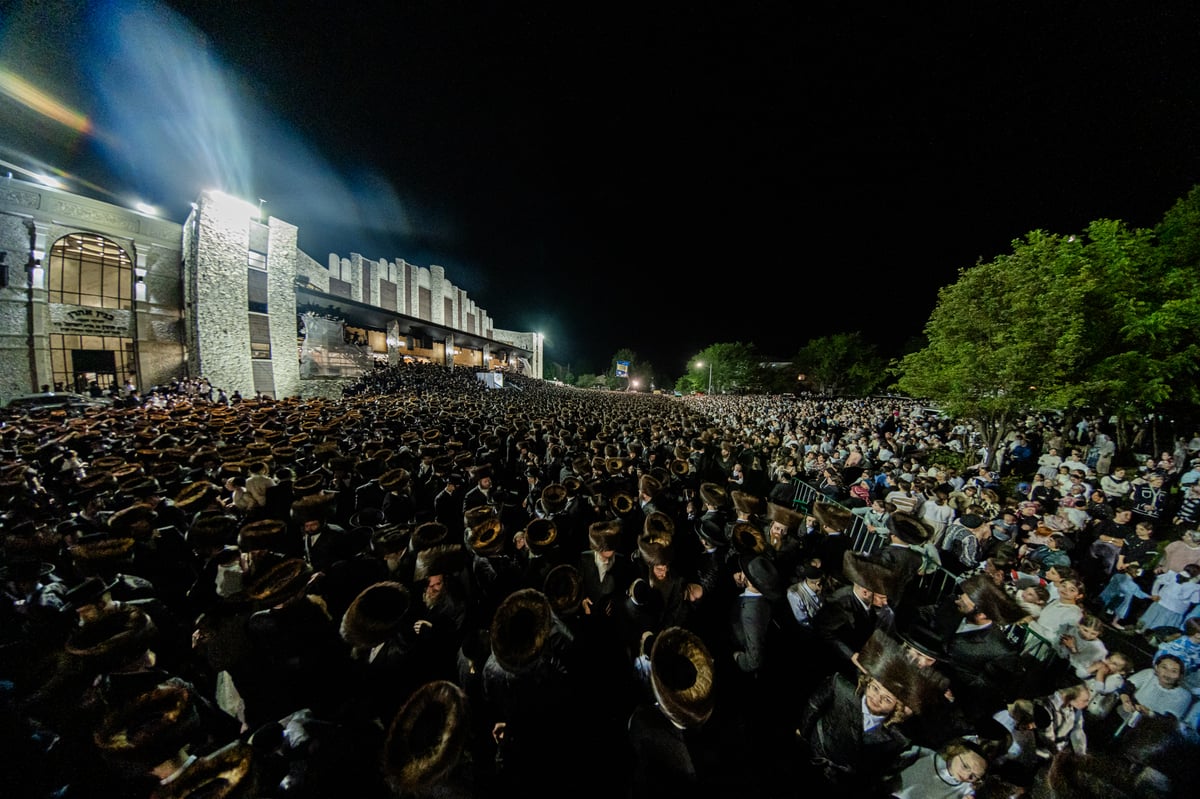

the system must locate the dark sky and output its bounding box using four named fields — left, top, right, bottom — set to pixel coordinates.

left=3, top=1, right=1200, bottom=378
